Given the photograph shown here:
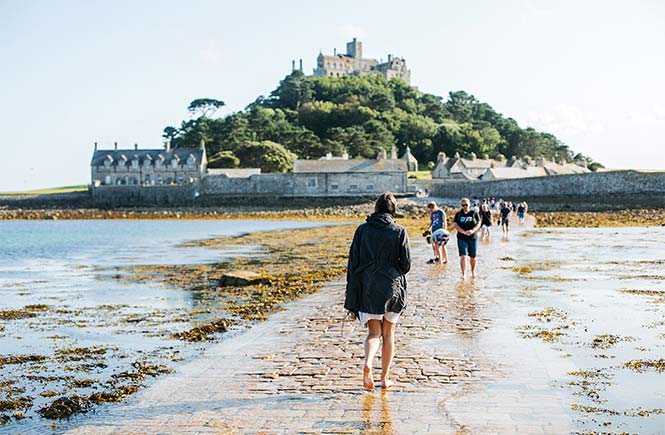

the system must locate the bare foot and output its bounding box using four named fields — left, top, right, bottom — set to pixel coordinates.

left=363, top=365, right=374, bottom=390
left=381, top=379, right=394, bottom=389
